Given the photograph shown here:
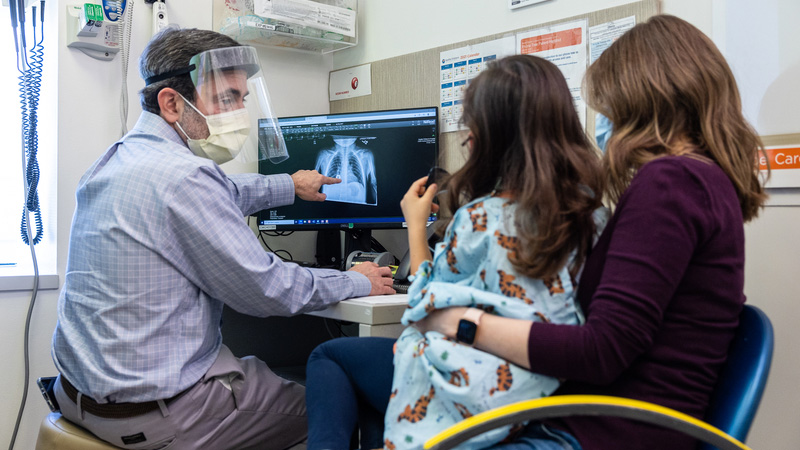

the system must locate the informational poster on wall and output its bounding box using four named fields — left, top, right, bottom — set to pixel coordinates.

left=253, top=0, right=357, bottom=37
left=516, top=19, right=588, bottom=126
left=760, top=146, right=800, bottom=188
left=439, top=36, right=516, bottom=133
left=589, top=16, right=636, bottom=64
